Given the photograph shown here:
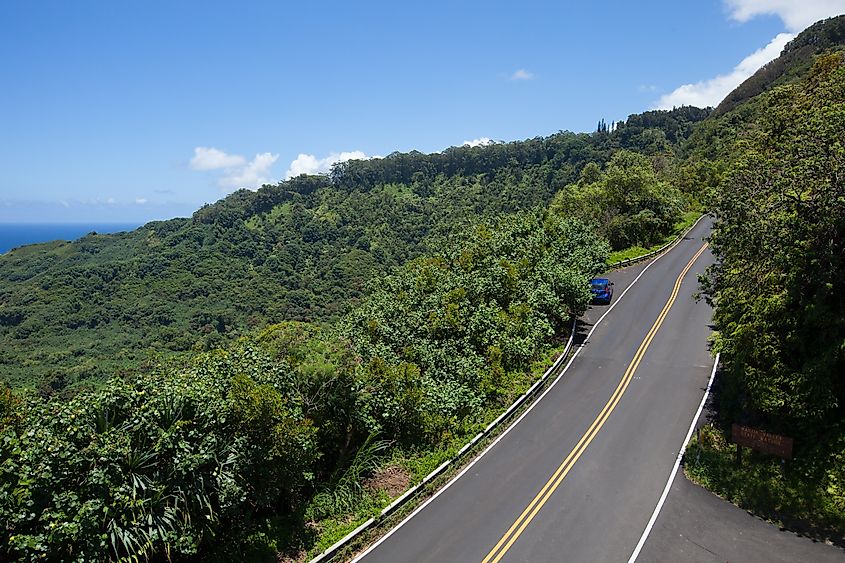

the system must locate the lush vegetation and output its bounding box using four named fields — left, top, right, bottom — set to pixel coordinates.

left=0, top=94, right=702, bottom=558
left=549, top=150, right=684, bottom=249
left=0, top=343, right=319, bottom=561
left=693, top=30, right=845, bottom=539
left=0, top=108, right=704, bottom=393
left=7, top=14, right=845, bottom=561
left=343, top=212, right=606, bottom=443
left=1, top=210, right=609, bottom=561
